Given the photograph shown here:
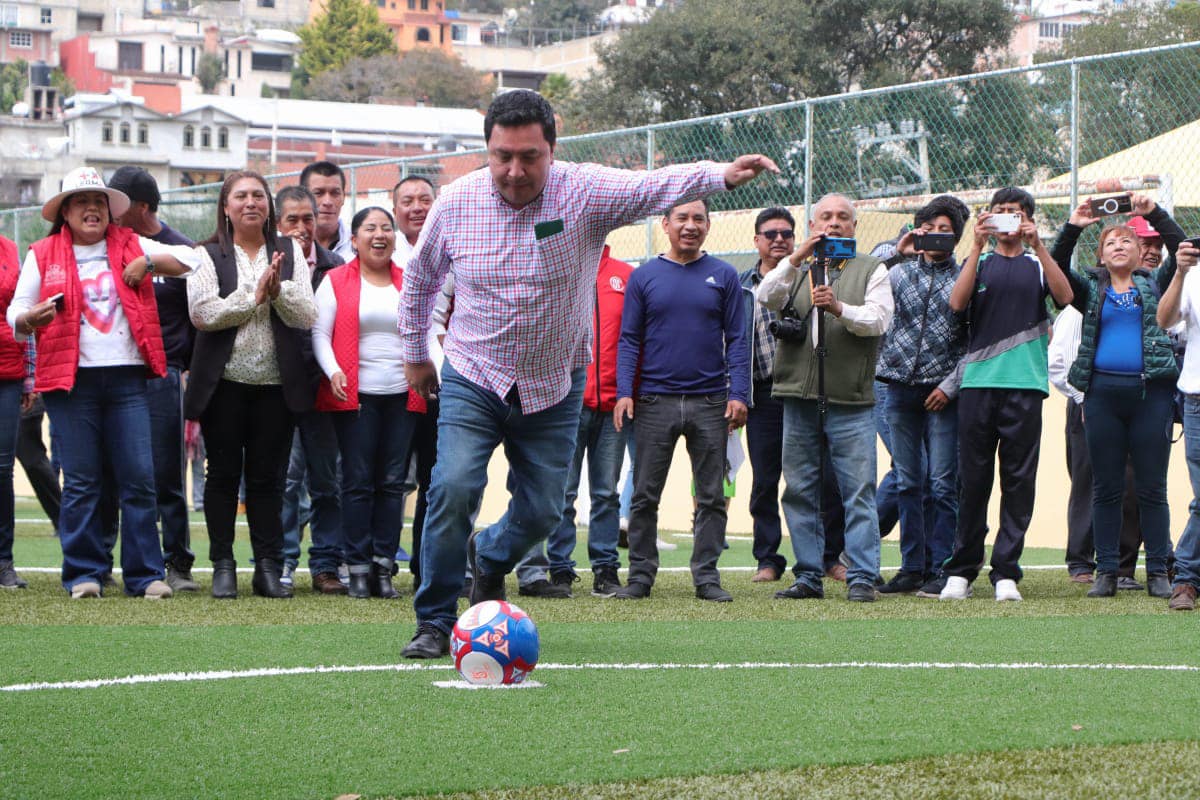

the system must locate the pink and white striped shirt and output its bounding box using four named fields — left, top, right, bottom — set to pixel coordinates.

left=398, top=160, right=727, bottom=413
